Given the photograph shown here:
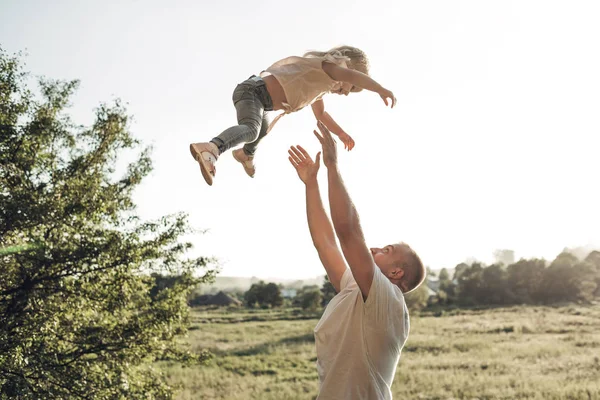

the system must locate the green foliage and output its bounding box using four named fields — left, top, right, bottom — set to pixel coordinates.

left=0, top=48, right=216, bottom=399
left=320, top=275, right=336, bottom=307
left=506, top=258, right=546, bottom=303
left=433, top=250, right=599, bottom=307
left=455, top=262, right=485, bottom=306
left=538, top=252, right=596, bottom=303
left=585, top=251, right=600, bottom=297
left=293, top=286, right=322, bottom=311
left=404, top=282, right=429, bottom=311
left=244, top=282, right=283, bottom=308
left=438, top=268, right=450, bottom=281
